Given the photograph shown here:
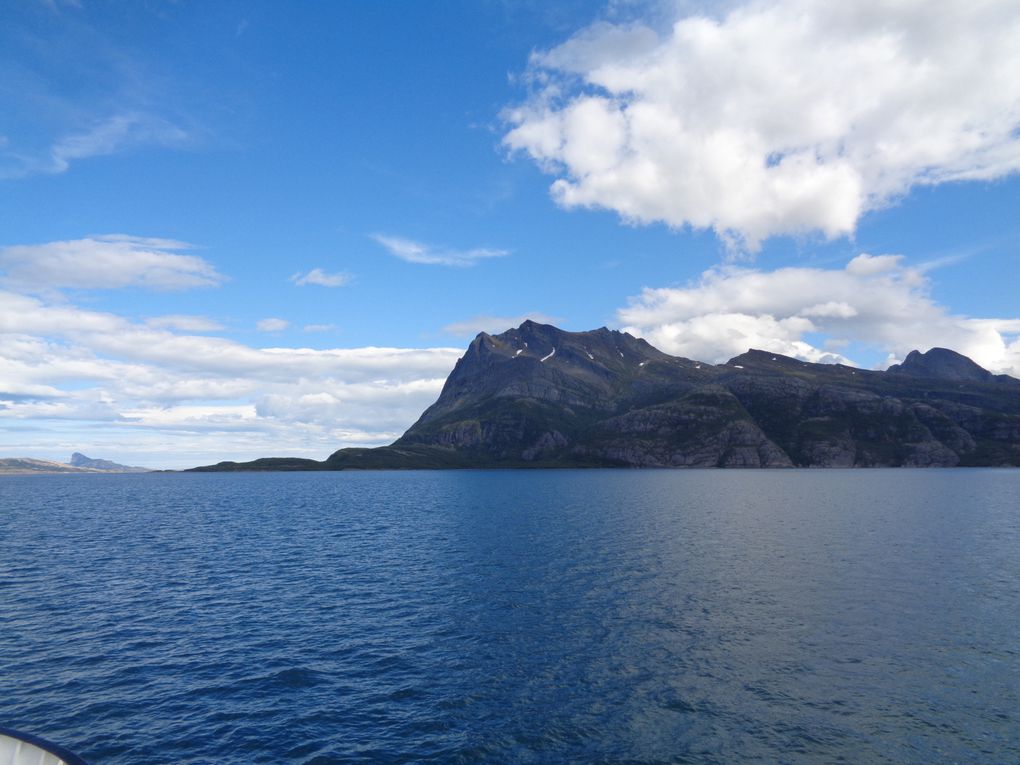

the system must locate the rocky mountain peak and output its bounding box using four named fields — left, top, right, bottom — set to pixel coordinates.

left=888, top=347, right=994, bottom=382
